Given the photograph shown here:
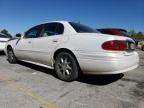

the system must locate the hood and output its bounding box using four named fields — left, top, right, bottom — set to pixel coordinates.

left=0, top=37, right=10, bottom=42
